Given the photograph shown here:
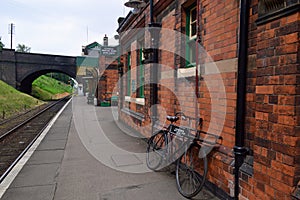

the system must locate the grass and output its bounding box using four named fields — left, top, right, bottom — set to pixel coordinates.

left=0, top=80, right=44, bottom=119
left=31, top=86, right=53, bottom=101
left=32, top=75, right=72, bottom=100
left=0, top=75, right=72, bottom=119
